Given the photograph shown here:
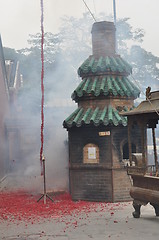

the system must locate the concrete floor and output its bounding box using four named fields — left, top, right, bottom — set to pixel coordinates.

left=1, top=201, right=159, bottom=240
